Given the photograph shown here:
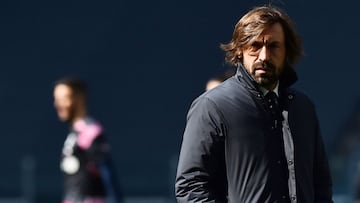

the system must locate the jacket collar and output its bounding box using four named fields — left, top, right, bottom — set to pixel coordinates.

left=236, top=63, right=298, bottom=93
